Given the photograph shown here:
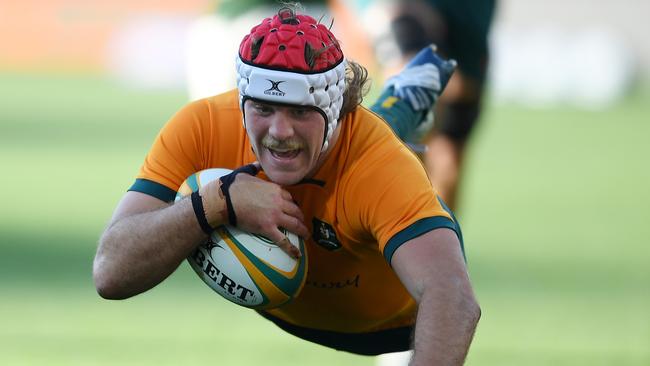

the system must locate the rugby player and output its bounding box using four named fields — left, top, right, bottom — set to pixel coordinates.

left=94, top=6, right=479, bottom=365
